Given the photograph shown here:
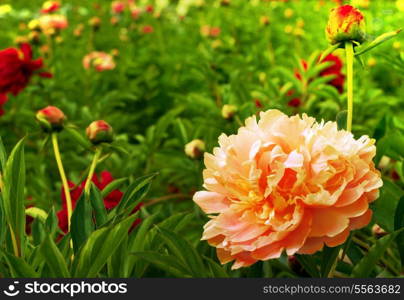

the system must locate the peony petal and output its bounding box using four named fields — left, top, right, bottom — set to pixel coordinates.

left=349, top=209, right=372, bottom=230
left=309, top=207, right=349, bottom=237
left=193, top=191, right=231, bottom=214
